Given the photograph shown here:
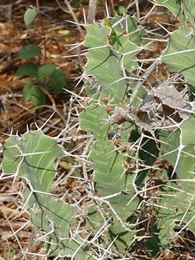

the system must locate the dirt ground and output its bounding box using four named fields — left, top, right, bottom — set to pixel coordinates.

left=0, top=1, right=195, bottom=259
